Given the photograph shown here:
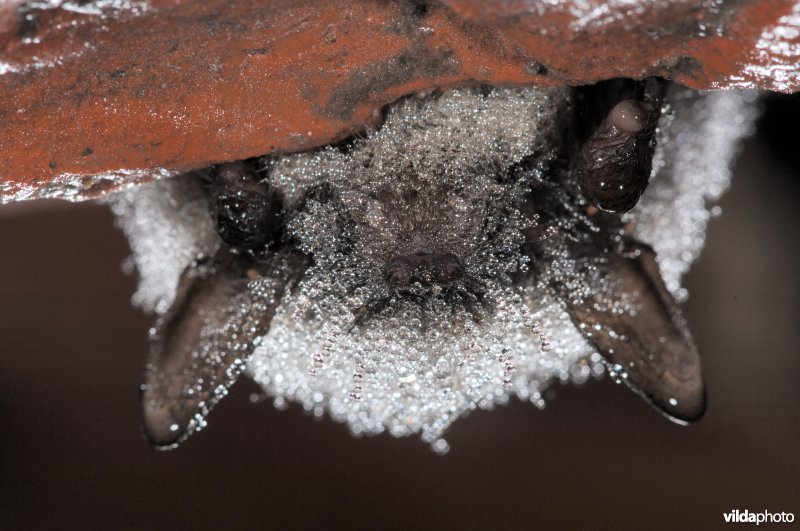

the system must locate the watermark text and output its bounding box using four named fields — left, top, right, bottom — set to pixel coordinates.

left=724, top=510, right=794, bottom=525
